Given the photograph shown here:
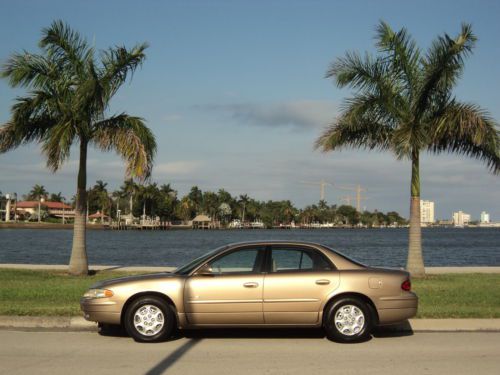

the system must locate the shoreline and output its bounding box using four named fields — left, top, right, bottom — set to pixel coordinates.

left=1, top=223, right=499, bottom=230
